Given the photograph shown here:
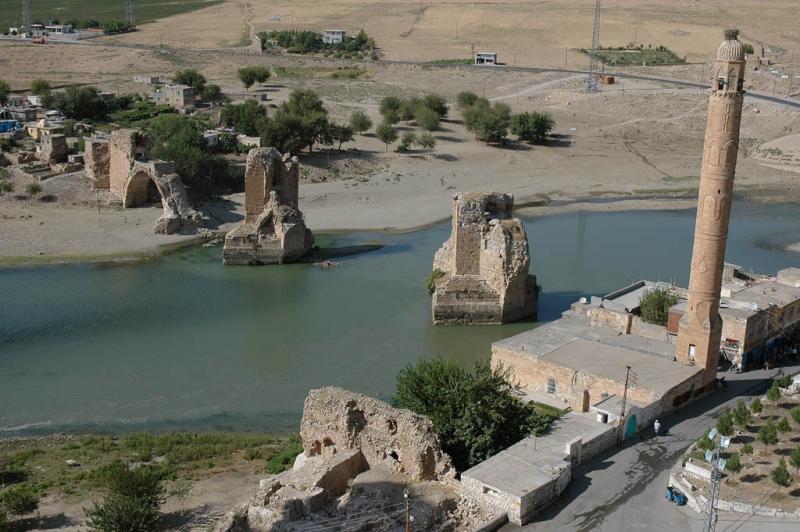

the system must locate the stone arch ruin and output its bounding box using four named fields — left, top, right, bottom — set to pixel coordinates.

left=83, top=129, right=201, bottom=234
